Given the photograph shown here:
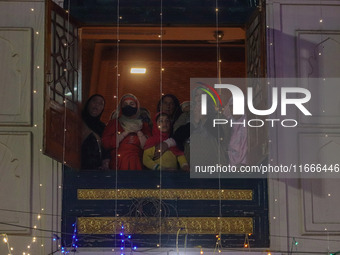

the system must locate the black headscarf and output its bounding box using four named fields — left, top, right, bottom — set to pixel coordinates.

left=81, top=94, right=106, bottom=136
left=156, top=94, right=182, bottom=124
